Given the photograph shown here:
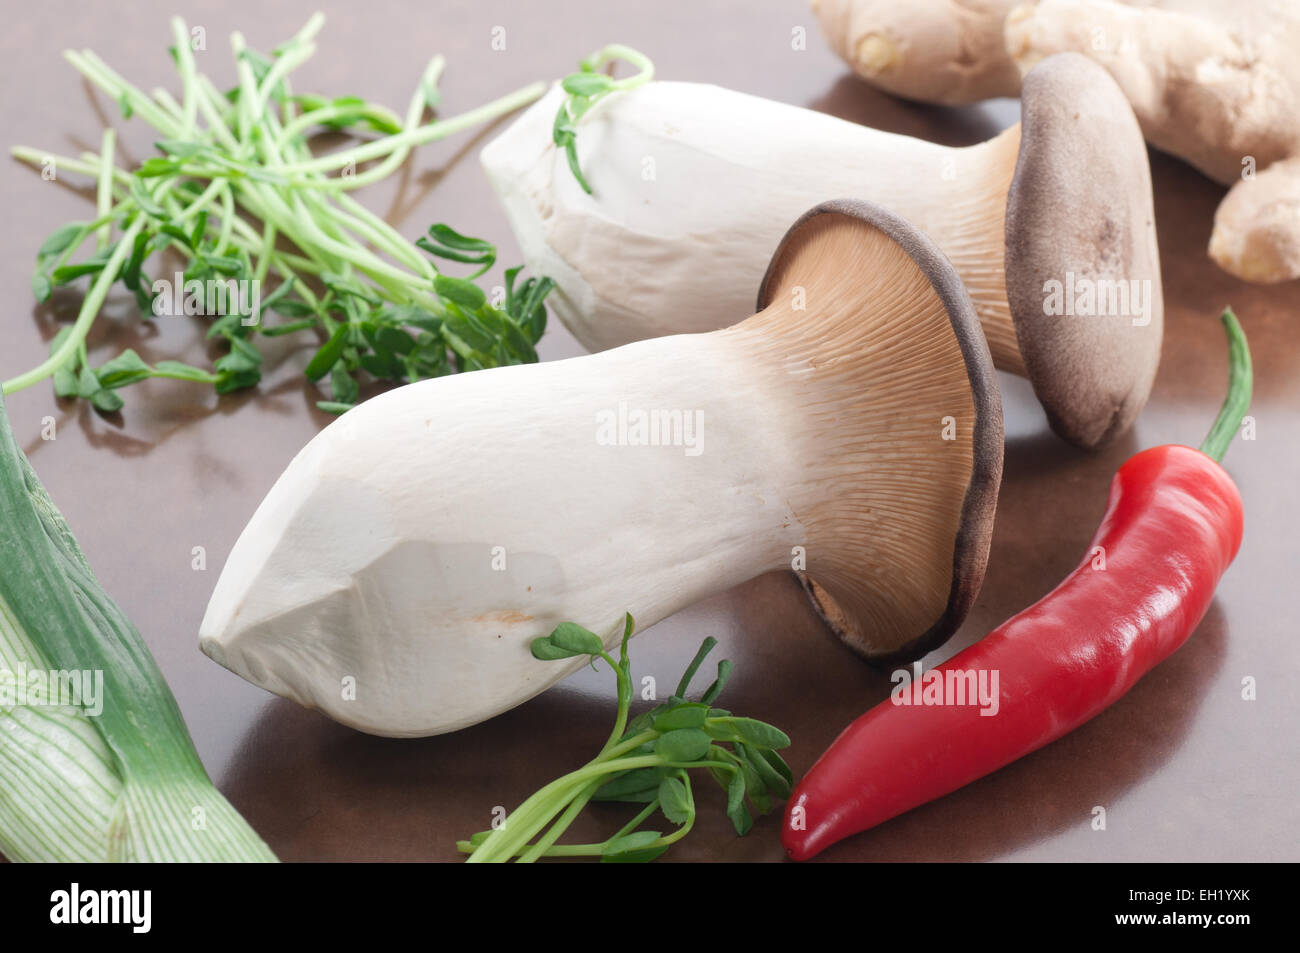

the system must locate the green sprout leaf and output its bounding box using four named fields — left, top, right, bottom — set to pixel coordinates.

left=674, top=636, right=718, bottom=699
left=601, top=831, right=668, bottom=863
left=741, top=742, right=793, bottom=800
left=655, top=728, right=712, bottom=764
left=153, top=361, right=217, bottom=383
left=593, top=766, right=665, bottom=802
left=329, top=364, right=359, bottom=406
left=709, top=717, right=791, bottom=750
left=89, top=387, right=124, bottom=414
left=314, top=401, right=354, bottom=416
left=37, top=223, right=86, bottom=261
left=562, top=73, right=618, bottom=97
left=547, top=621, right=605, bottom=657
left=529, top=635, right=584, bottom=661
left=95, top=349, right=153, bottom=390
left=652, top=703, right=710, bottom=732
left=434, top=274, right=487, bottom=311
left=725, top=769, right=752, bottom=836
left=417, top=224, right=497, bottom=279
left=304, top=325, right=349, bottom=381
left=52, top=365, right=79, bottom=399
left=657, top=776, right=691, bottom=825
